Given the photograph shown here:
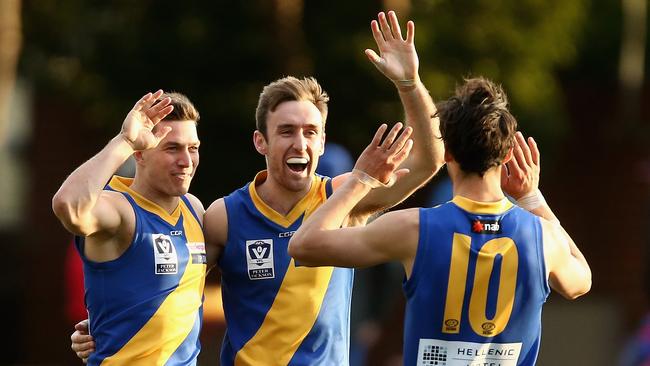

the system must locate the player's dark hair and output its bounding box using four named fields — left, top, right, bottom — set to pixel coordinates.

left=255, top=76, right=329, bottom=137
left=436, top=77, right=517, bottom=176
